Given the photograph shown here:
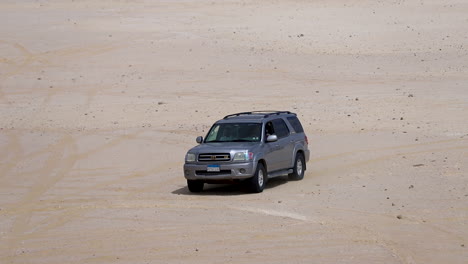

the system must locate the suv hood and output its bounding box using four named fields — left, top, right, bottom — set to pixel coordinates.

left=189, top=142, right=260, bottom=153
